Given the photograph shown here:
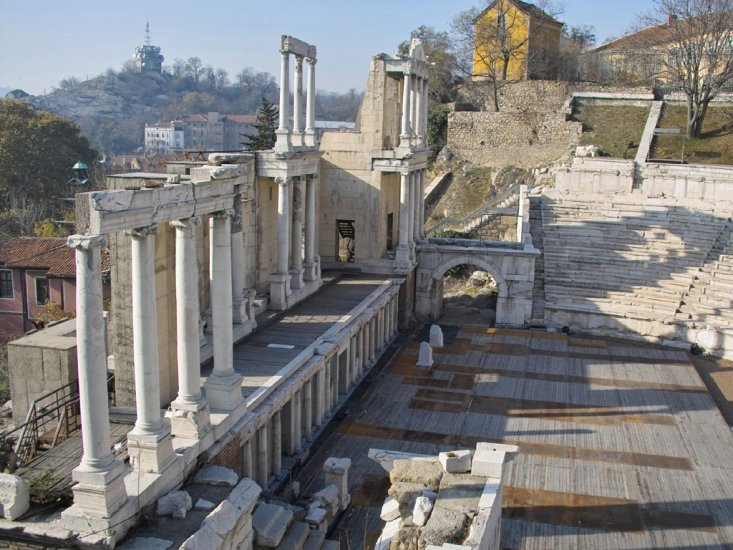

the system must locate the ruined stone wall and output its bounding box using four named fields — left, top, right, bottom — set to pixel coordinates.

left=447, top=111, right=581, bottom=169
